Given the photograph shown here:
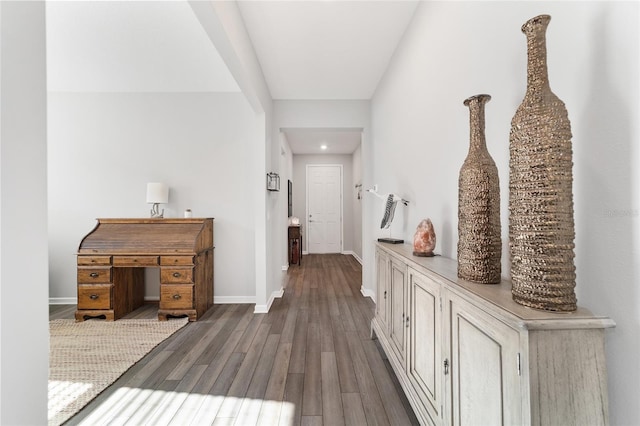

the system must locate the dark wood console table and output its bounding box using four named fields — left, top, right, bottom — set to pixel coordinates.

left=75, top=218, right=214, bottom=322
left=288, top=225, right=302, bottom=266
